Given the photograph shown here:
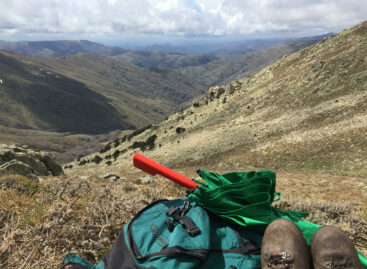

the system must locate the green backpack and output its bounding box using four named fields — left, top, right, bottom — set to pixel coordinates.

left=63, top=198, right=263, bottom=269
left=62, top=169, right=367, bottom=269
